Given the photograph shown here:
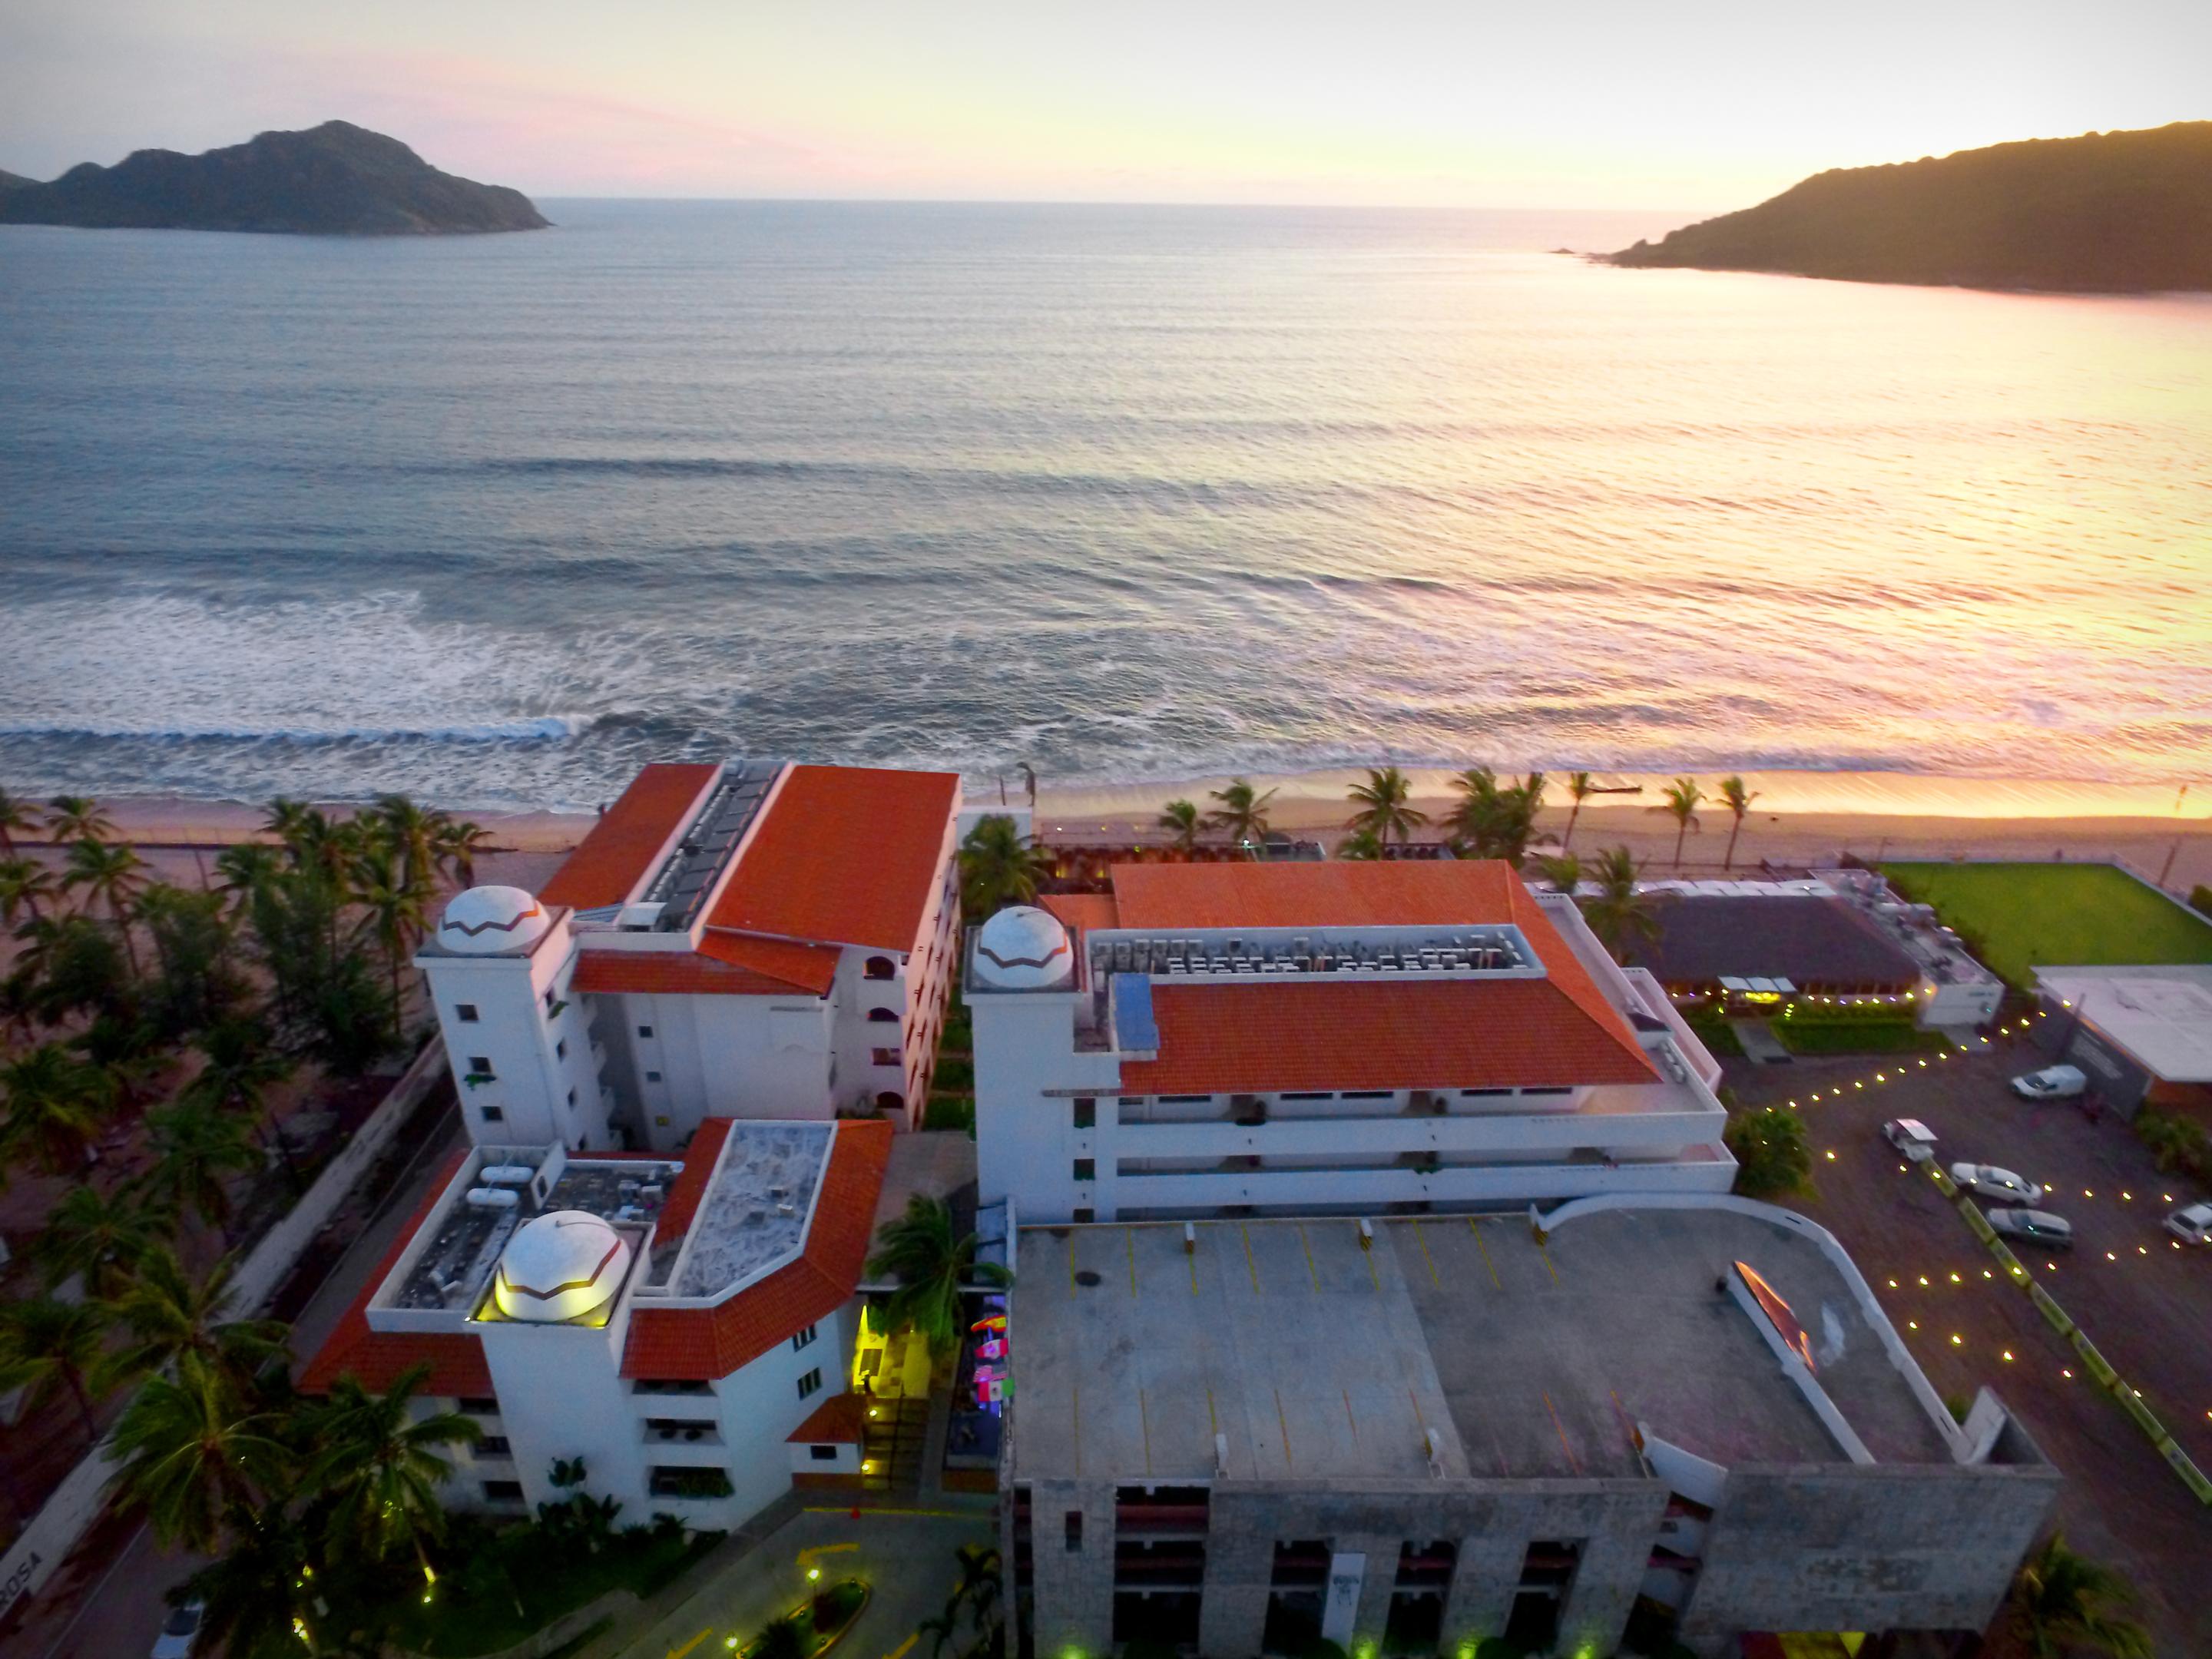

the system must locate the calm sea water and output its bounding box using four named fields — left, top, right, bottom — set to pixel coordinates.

left=2, top=201, right=2208, bottom=811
